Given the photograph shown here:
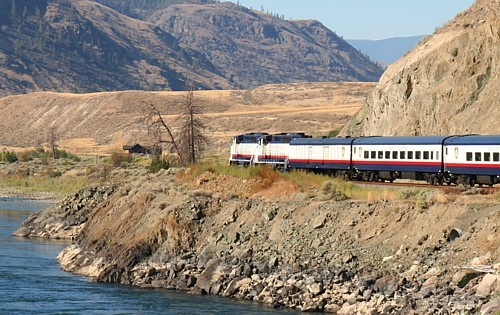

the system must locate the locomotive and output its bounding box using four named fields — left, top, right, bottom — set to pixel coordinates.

left=229, top=133, right=500, bottom=187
